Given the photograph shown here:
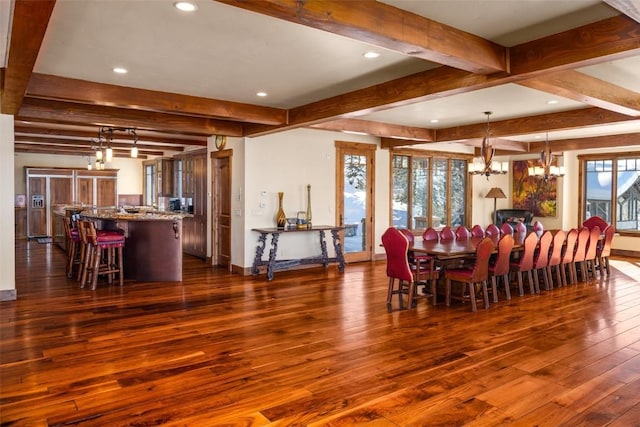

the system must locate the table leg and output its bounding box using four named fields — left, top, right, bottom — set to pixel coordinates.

left=251, top=232, right=268, bottom=275
left=319, top=230, right=329, bottom=267
left=331, top=228, right=345, bottom=272
left=266, top=233, right=280, bottom=281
